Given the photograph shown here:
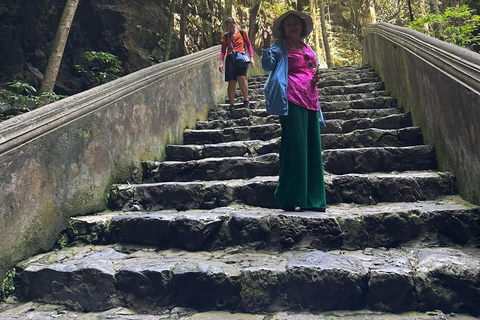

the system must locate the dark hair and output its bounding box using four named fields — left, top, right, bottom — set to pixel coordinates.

left=278, top=14, right=307, bottom=39
left=225, top=17, right=236, bottom=25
